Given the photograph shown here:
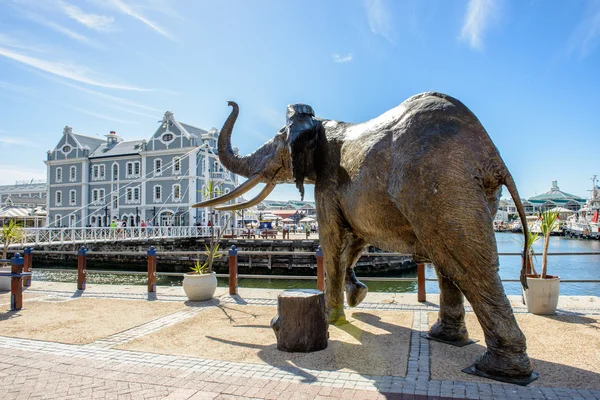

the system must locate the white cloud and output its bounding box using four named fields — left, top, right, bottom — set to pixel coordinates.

left=0, top=137, right=38, bottom=147
left=0, top=46, right=150, bottom=91
left=0, top=166, right=46, bottom=185
left=0, top=33, right=48, bottom=53
left=364, top=0, right=396, bottom=45
left=66, top=105, right=136, bottom=123
left=332, top=53, right=354, bottom=63
left=460, top=0, right=498, bottom=51
left=22, top=11, right=101, bottom=48
left=57, top=0, right=115, bottom=31
left=106, top=0, right=174, bottom=41
left=568, top=1, right=600, bottom=58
